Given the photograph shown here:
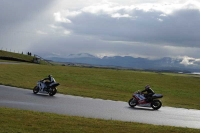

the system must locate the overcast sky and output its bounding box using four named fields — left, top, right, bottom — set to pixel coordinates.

left=1, top=0, right=200, bottom=62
